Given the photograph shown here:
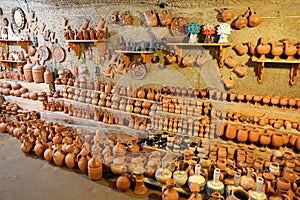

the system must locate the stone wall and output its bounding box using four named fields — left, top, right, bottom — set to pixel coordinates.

left=2, top=0, right=300, bottom=97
